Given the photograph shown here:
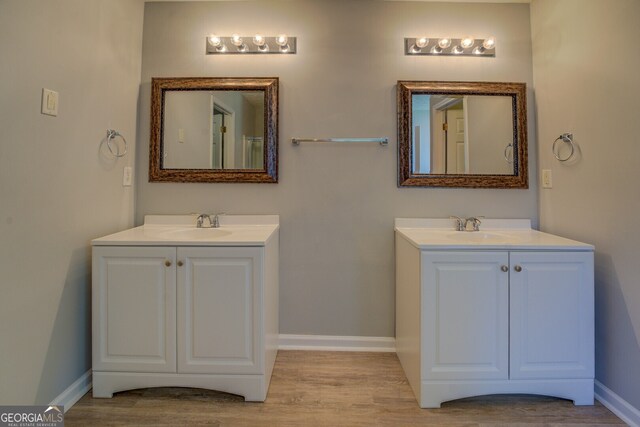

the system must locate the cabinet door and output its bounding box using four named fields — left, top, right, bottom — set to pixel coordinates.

left=510, top=251, right=594, bottom=379
left=177, top=247, right=263, bottom=374
left=422, top=251, right=509, bottom=380
left=92, top=246, right=176, bottom=373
